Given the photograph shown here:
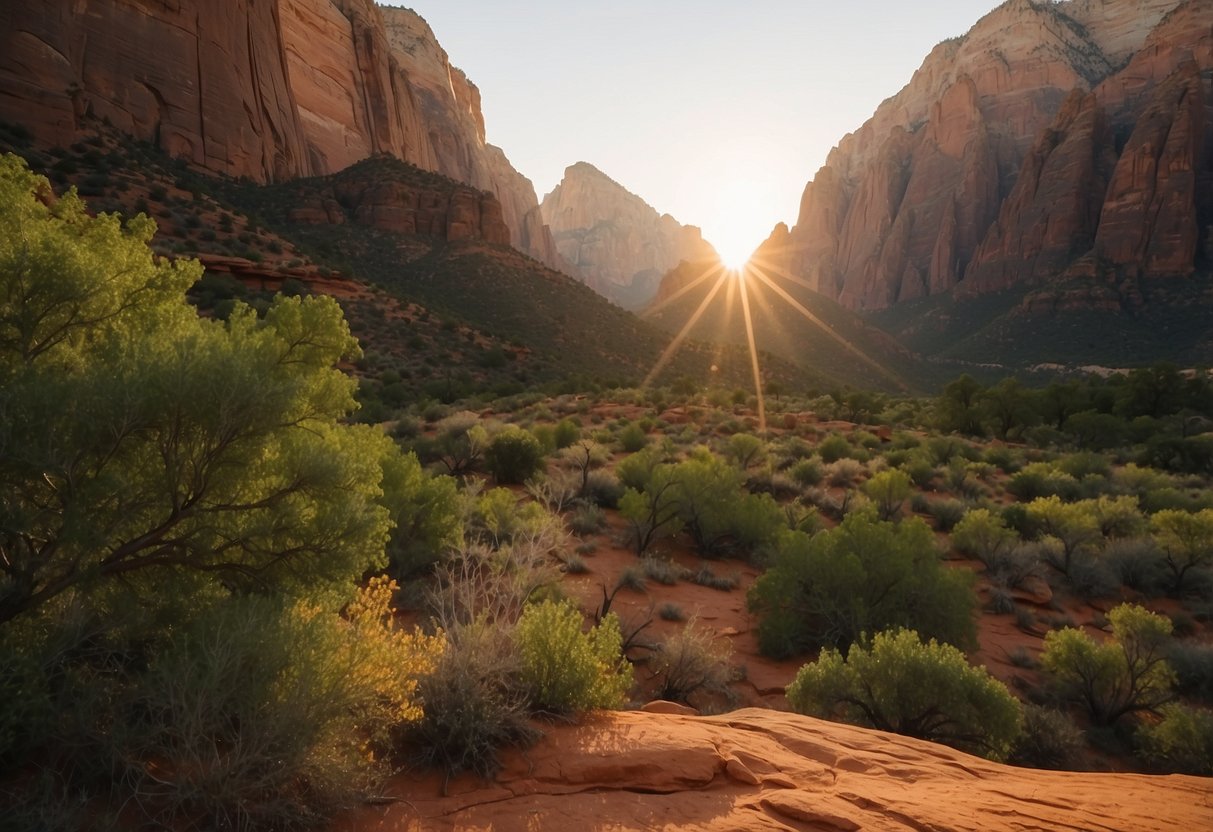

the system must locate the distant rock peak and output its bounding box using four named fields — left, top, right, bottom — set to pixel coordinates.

left=541, top=162, right=718, bottom=310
